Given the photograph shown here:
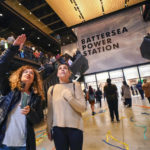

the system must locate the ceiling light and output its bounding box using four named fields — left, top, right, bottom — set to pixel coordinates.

left=19, top=3, right=21, bottom=5
left=30, top=12, right=32, bottom=15
left=48, top=44, right=51, bottom=47
left=63, top=43, right=65, bottom=45
left=21, top=28, right=25, bottom=30
left=38, top=19, right=40, bottom=22
left=0, top=13, right=3, bottom=17
left=67, top=36, right=70, bottom=39
left=37, top=37, right=40, bottom=40
left=32, top=47, right=35, bottom=50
